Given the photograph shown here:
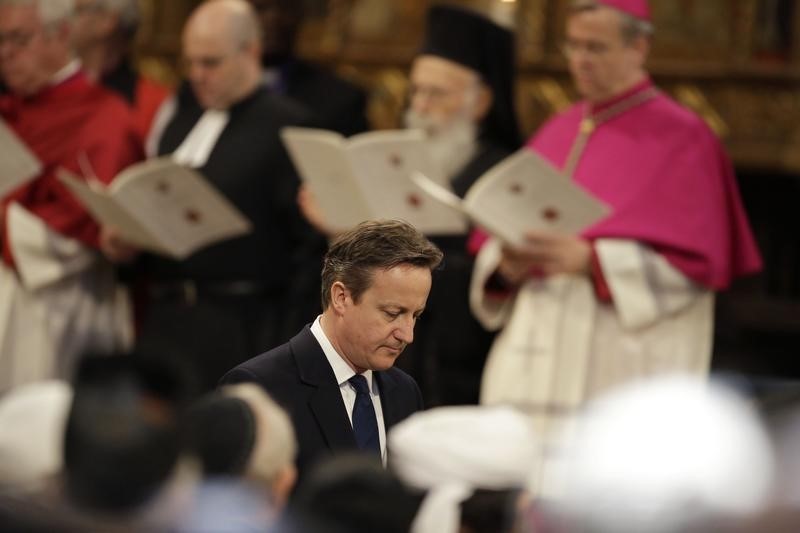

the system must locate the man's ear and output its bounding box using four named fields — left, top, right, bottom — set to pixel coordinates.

left=472, top=84, right=493, bottom=123
left=330, top=281, right=350, bottom=315
left=270, top=464, right=297, bottom=510
left=243, top=38, right=262, bottom=62
left=630, top=34, right=650, bottom=67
